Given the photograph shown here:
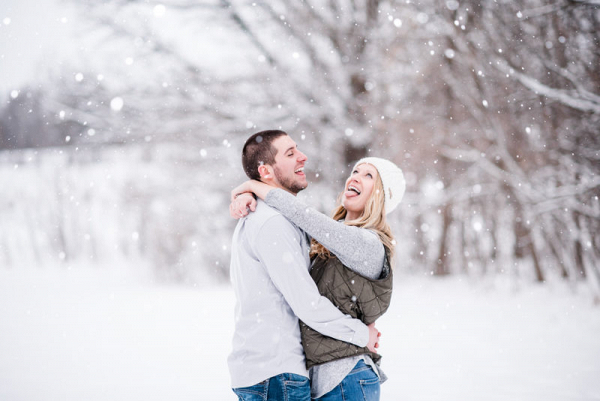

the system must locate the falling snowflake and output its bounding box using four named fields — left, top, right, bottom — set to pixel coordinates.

left=110, top=97, right=124, bottom=112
